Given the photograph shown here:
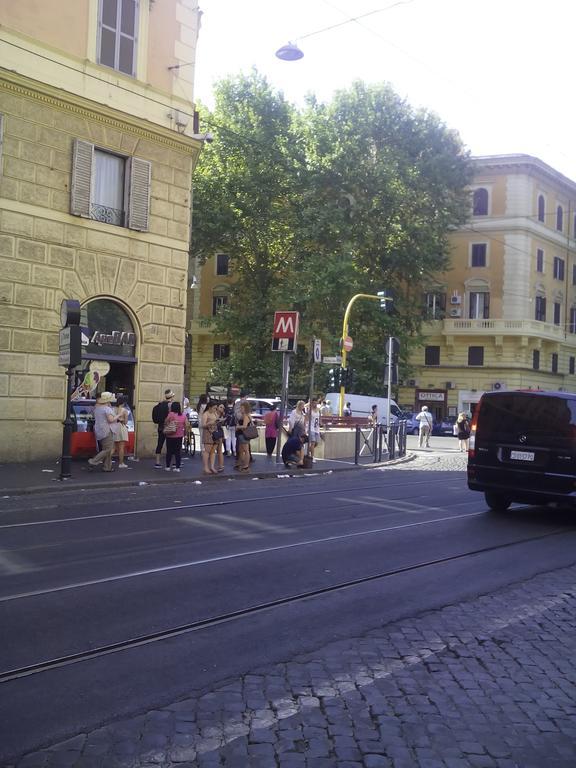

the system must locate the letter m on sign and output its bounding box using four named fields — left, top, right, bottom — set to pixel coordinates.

left=272, top=311, right=300, bottom=352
